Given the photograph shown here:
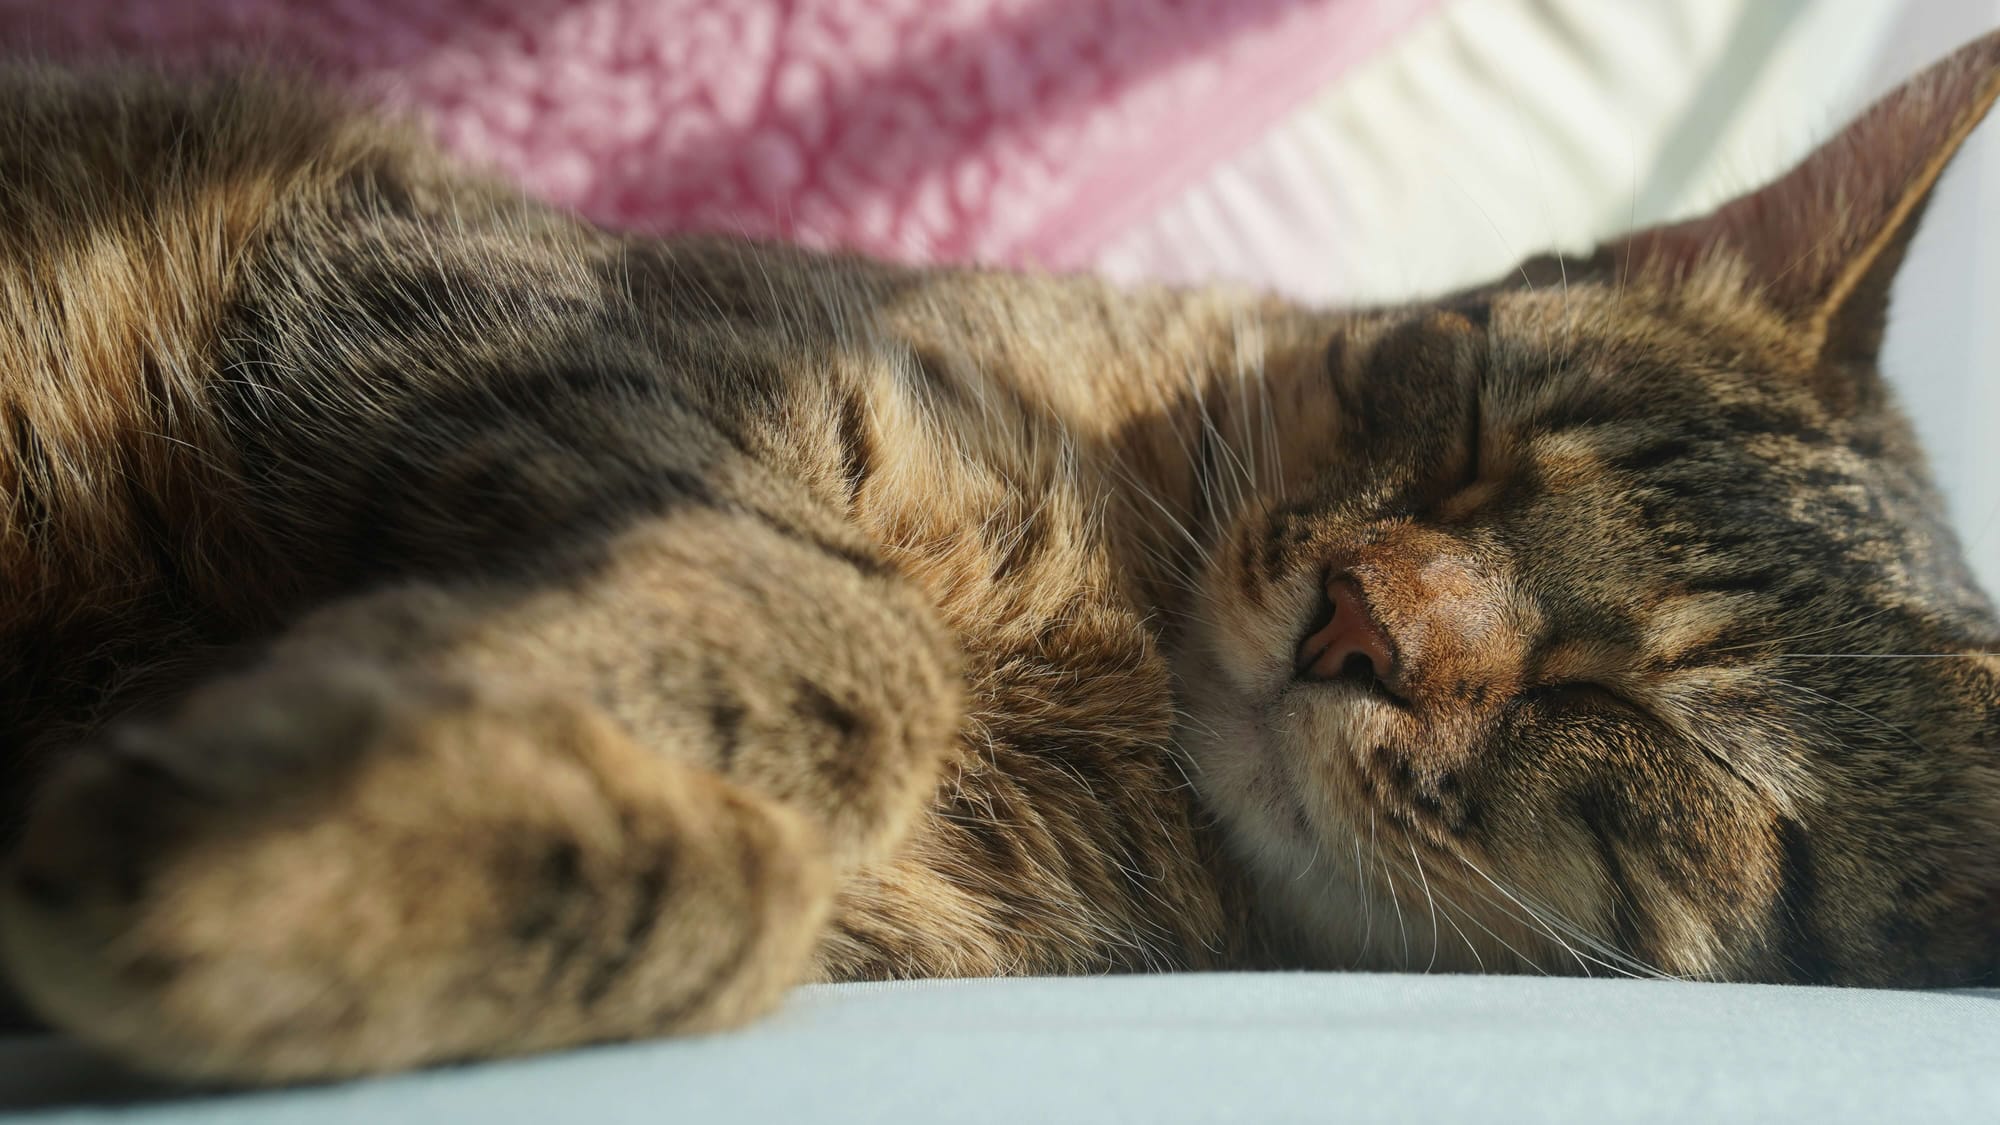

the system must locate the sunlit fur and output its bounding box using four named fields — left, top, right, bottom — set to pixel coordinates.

left=0, top=35, right=1997, bottom=1086
left=1177, top=283, right=2000, bottom=981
